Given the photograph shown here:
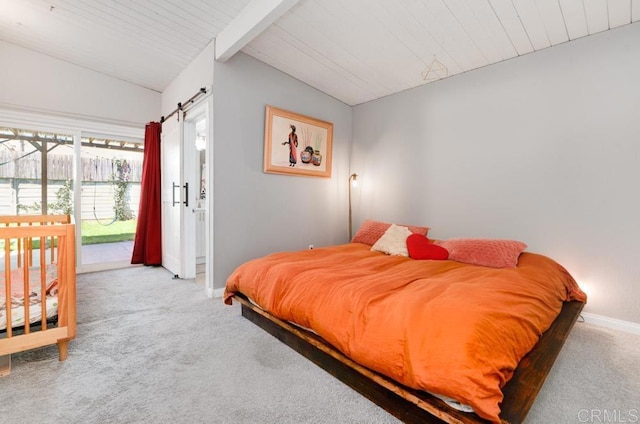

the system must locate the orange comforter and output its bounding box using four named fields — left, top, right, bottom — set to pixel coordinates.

left=224, top=243, right=586, bottom=422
